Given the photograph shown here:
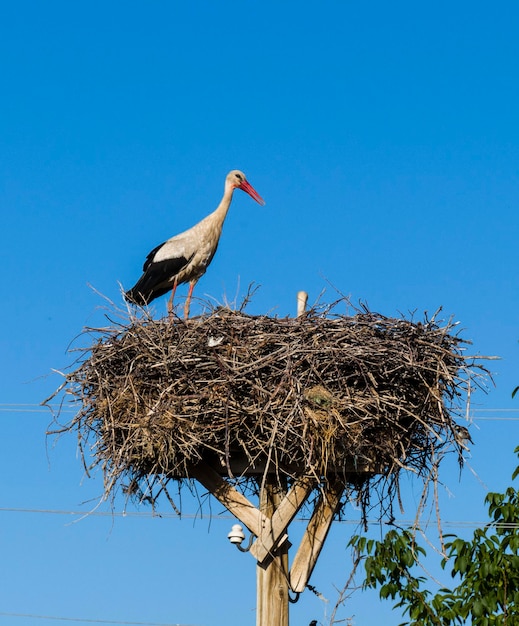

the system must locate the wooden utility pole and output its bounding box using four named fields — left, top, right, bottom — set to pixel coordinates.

left=189, top=290, right=347, bottom=626
left=190, top=460, right=346, bottom=626
left=256, top=476, right=289, bottom=626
